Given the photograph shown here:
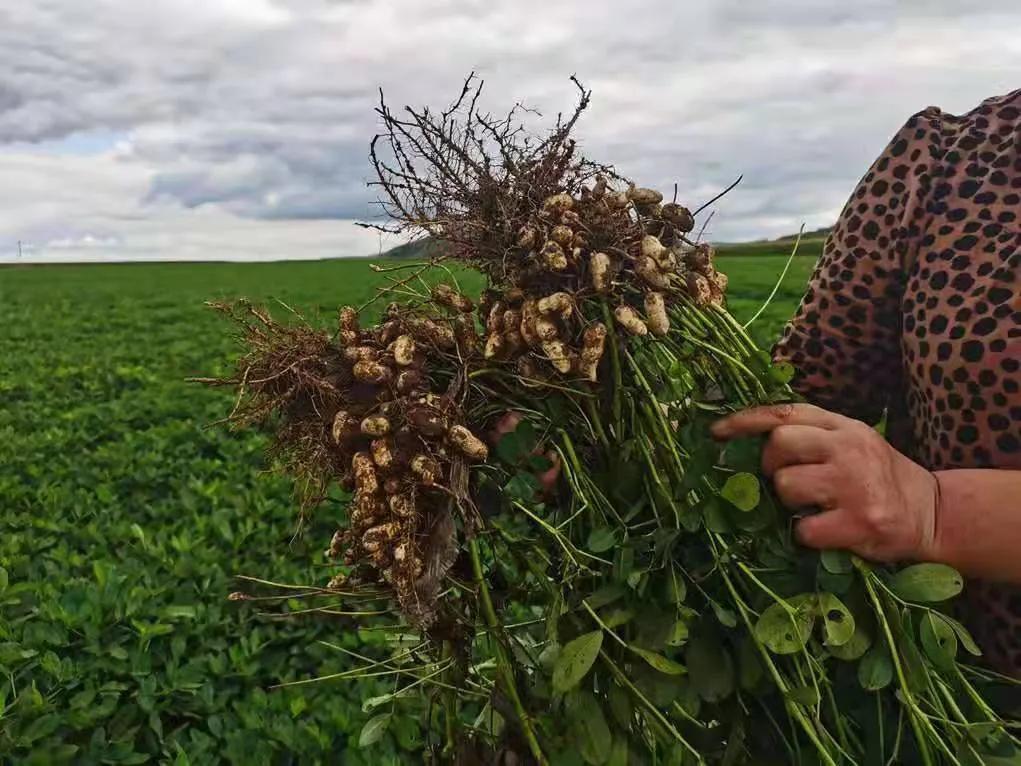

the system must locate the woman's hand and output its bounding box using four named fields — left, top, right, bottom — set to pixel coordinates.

left=490, top=412, right=560, bottom=492
left=711, top=403, right=939, bottom=563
